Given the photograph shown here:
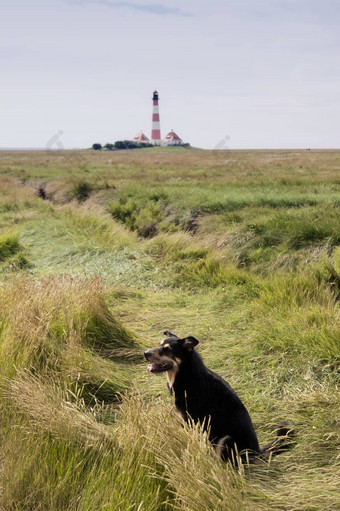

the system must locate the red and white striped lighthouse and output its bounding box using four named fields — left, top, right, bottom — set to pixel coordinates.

left=151, top=90, right=161, bottom=145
